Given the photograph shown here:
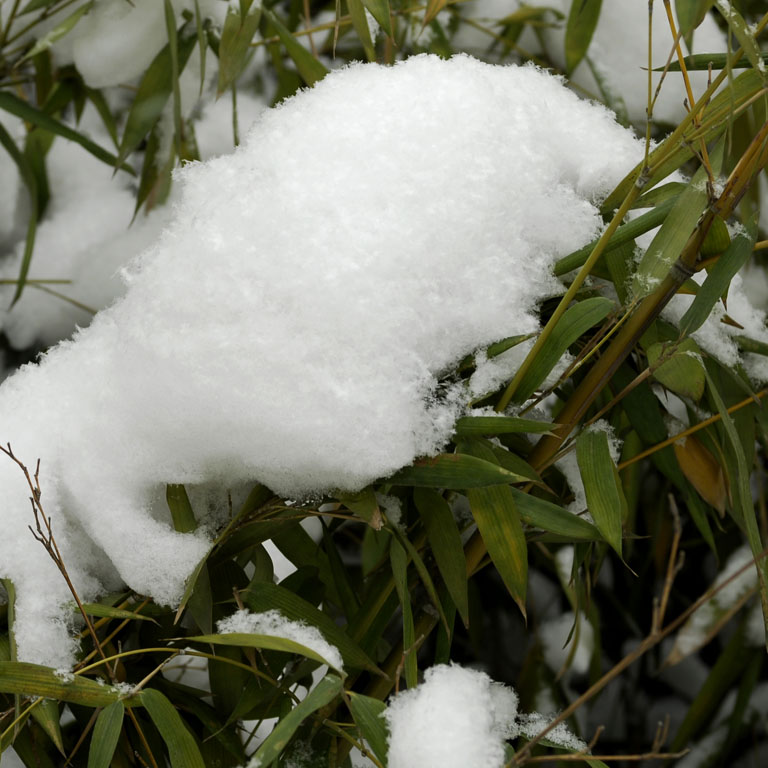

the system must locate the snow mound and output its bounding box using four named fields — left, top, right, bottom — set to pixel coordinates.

left=0, top=54, right=640, bottom=667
